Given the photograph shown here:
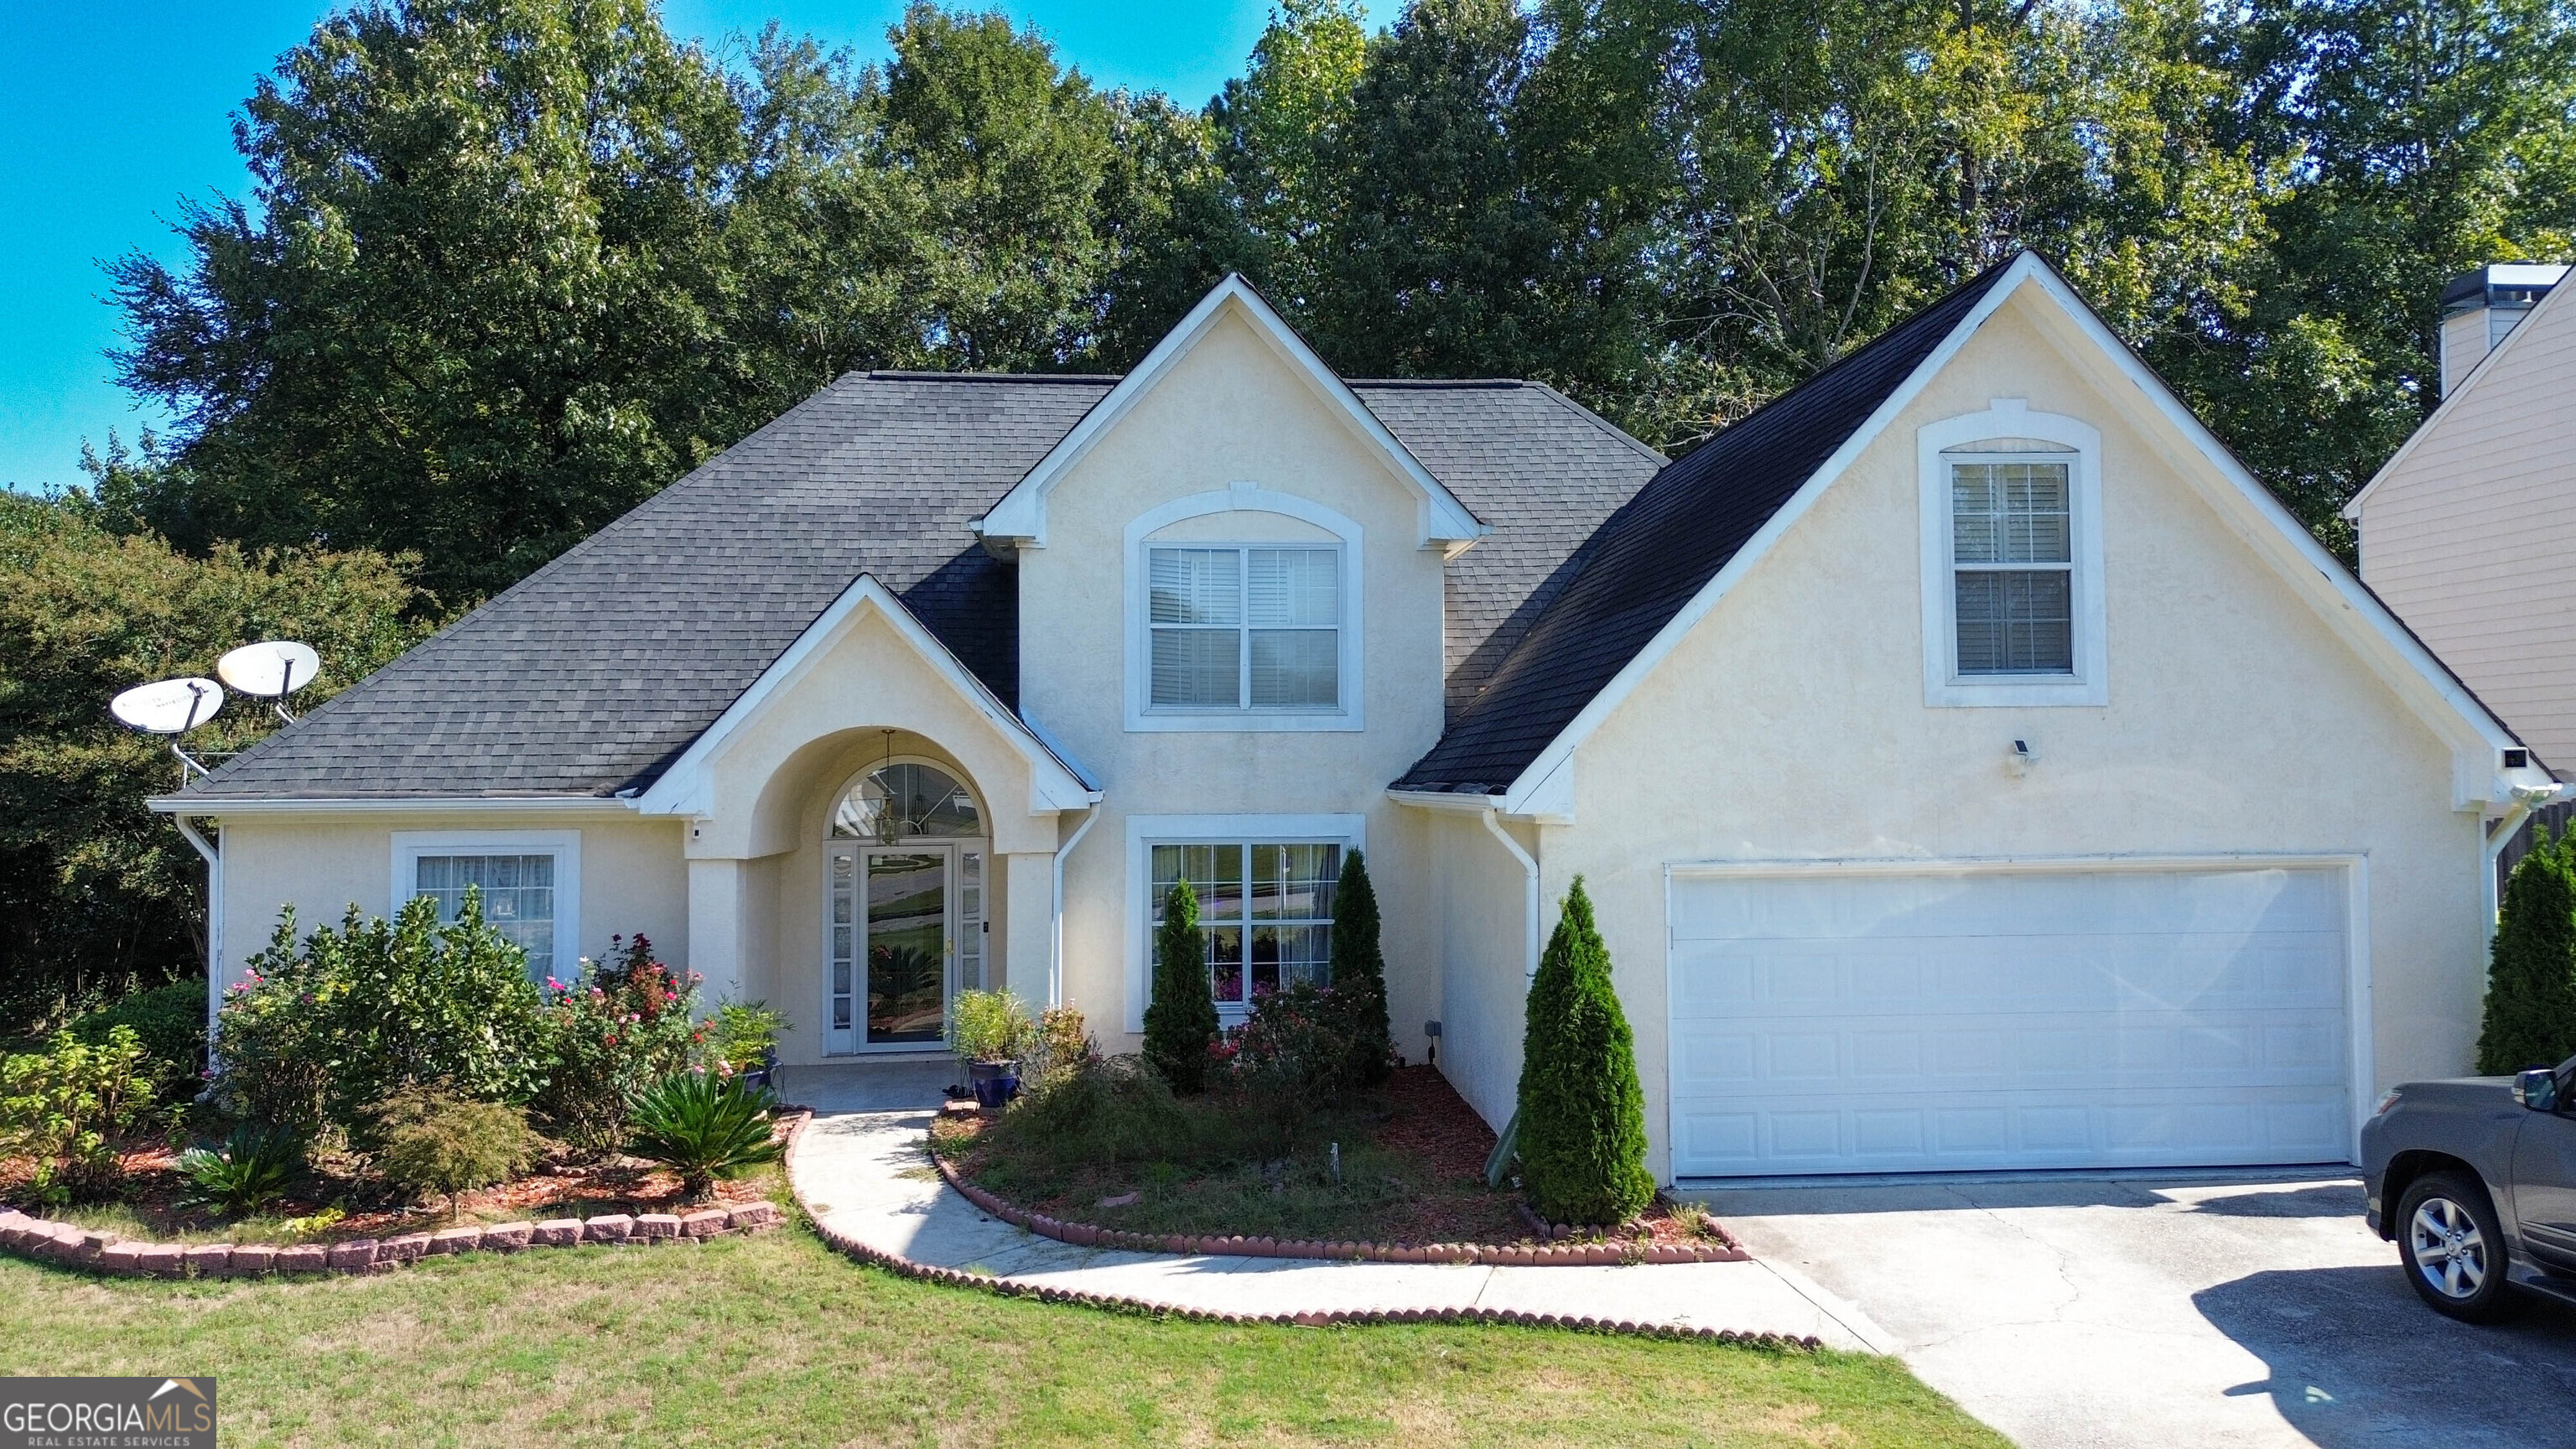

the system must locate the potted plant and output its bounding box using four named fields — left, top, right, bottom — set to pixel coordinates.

left=948, top=989, right=1036, bottom=1107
